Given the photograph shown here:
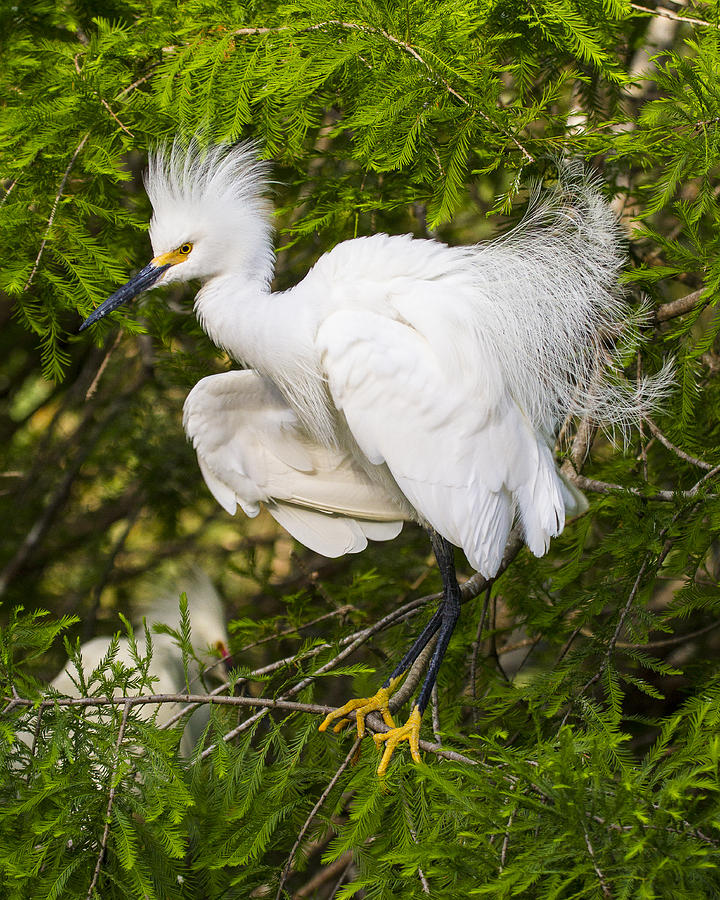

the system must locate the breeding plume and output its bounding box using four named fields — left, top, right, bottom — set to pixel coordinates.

left=81, top=140, right=661, bottom=774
